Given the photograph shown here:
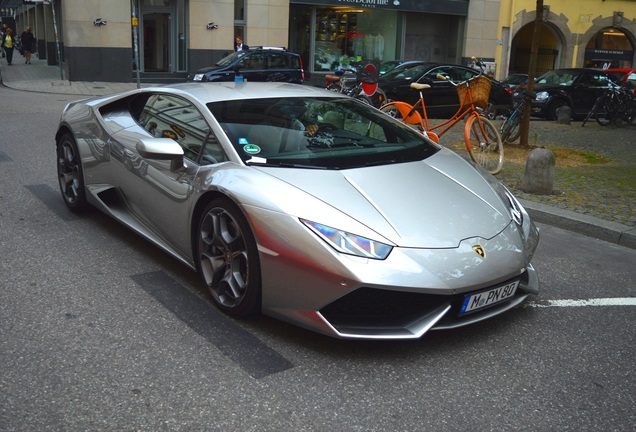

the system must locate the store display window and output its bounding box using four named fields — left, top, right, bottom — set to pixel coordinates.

left=313, top=8, right=398, bottom=71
